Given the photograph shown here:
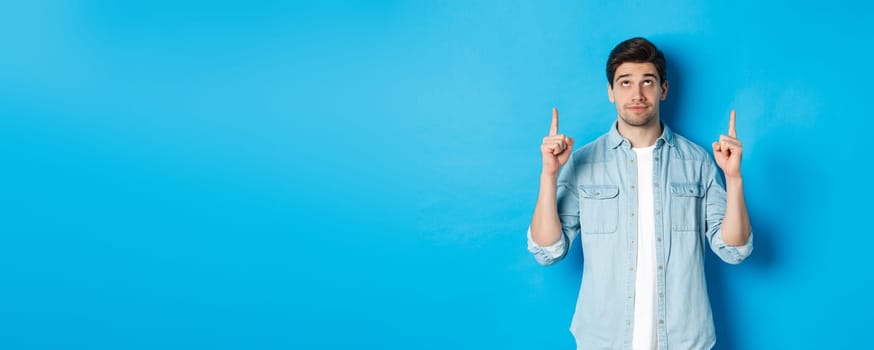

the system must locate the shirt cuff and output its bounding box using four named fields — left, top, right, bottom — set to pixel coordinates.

left=716, top=230, right=754, bottom=264
left=733, top=231, right=754, bottom=257
left=527, top=228, right=567, bottom=265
